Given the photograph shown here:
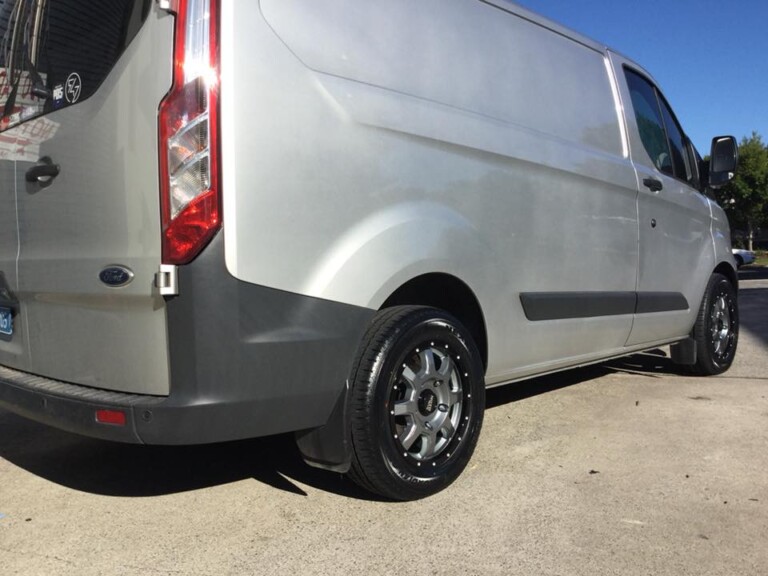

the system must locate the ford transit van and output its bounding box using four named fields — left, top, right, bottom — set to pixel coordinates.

left=0, top=0, right=739, bottom=500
